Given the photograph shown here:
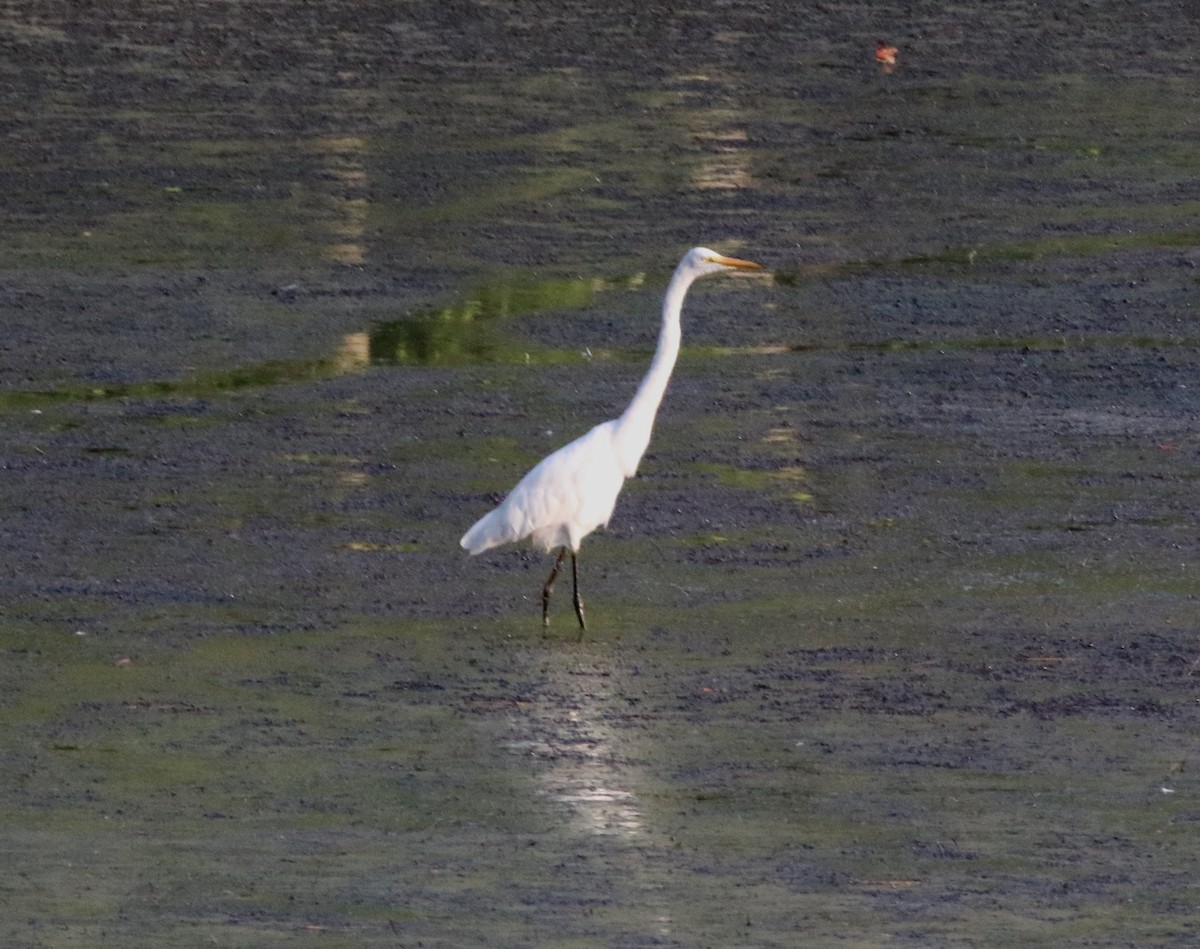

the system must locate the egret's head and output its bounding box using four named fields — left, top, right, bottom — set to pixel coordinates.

left=687, top=246, right=764, bottom=277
